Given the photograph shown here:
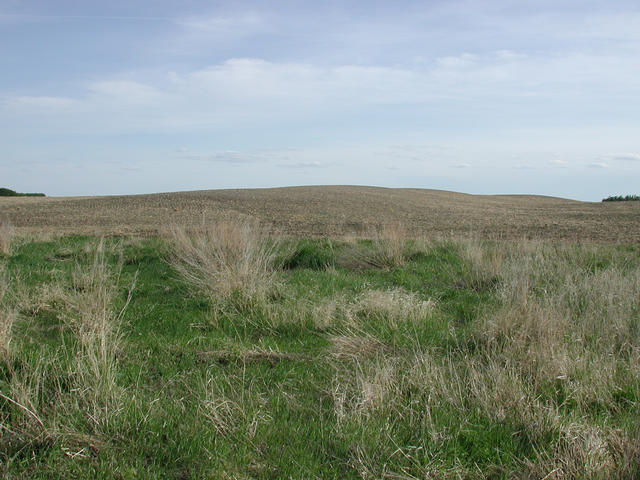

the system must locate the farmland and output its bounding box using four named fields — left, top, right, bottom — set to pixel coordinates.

left=2, top=186, right=639, bottom=241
